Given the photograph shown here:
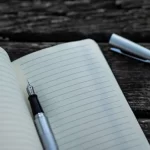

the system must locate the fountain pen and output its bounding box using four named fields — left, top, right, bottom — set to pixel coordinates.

left=27, top=82, right=58, bottom=150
